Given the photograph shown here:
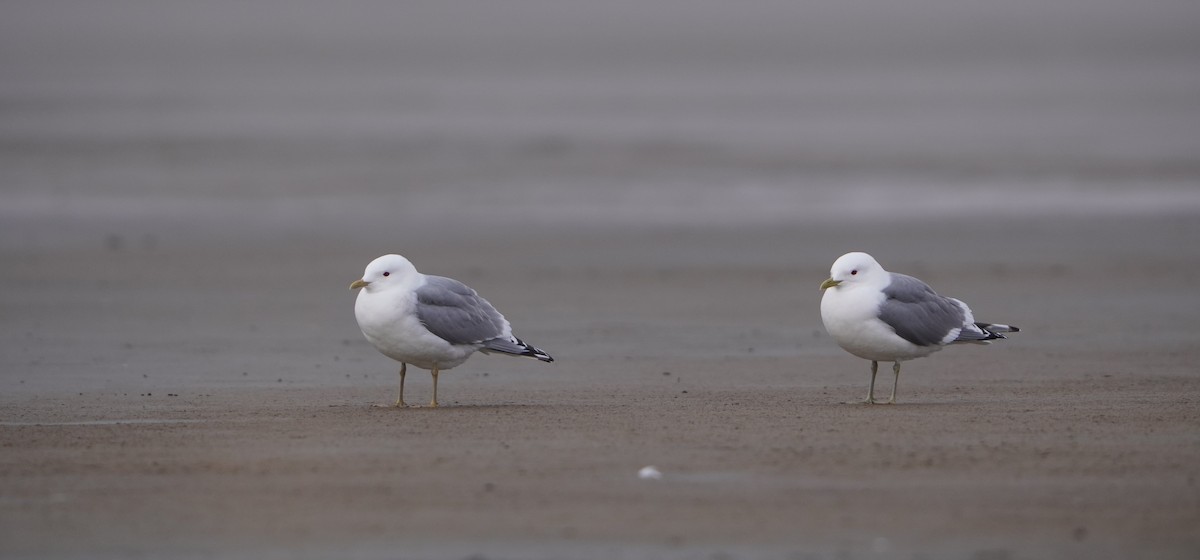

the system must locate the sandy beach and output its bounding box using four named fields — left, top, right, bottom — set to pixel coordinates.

left=4, top=215, right=1199, bottom=559
left=3, top=1, right=1199, bottom=558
